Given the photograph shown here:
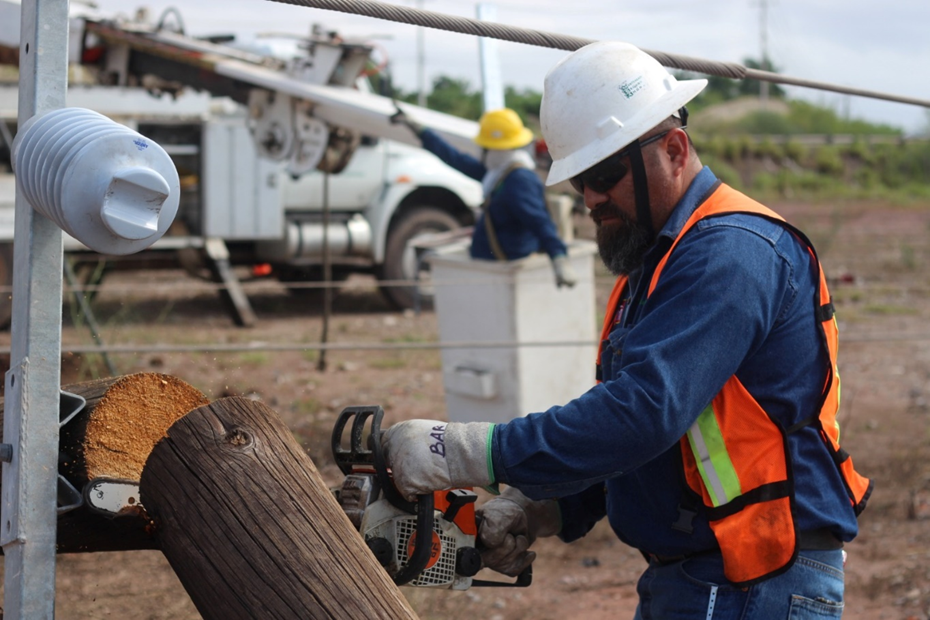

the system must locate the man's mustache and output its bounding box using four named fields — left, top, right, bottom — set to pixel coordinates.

left=590, top=203, right=628, bottom=226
